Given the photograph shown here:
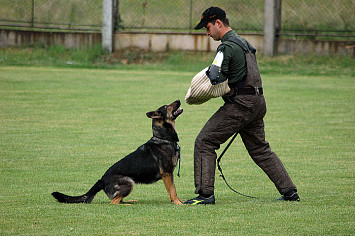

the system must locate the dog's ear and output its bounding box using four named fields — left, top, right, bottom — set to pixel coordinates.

left=146, top=111, right=163, bottom=119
